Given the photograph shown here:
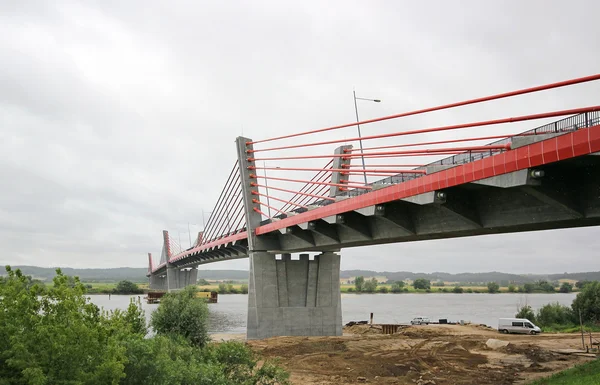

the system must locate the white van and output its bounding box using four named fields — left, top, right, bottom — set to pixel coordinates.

left=410, top=317, right=430, bottom=325
left=498, top=318, right=541, bottom=335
